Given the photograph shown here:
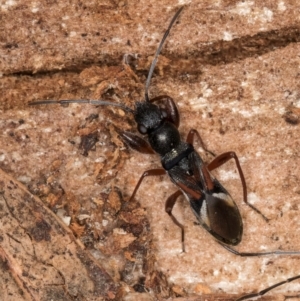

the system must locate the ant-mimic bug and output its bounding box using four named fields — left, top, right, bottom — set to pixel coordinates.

left=30, top=6, right=300, bottom=301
